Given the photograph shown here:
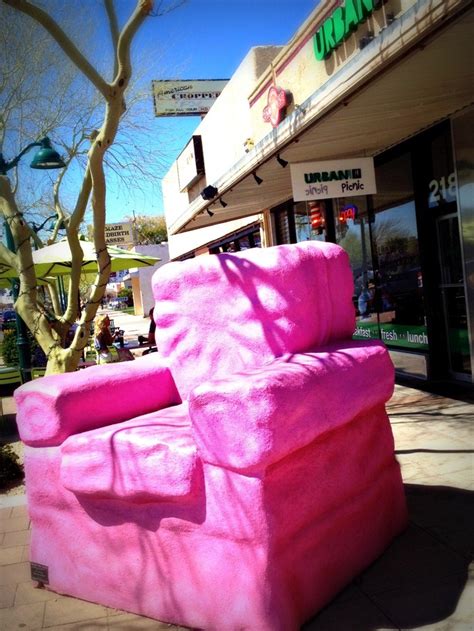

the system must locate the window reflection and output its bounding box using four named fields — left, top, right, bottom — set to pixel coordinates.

left=209, top=226, right=262, bottom=254
left=372, top=201, right=426, bottom=334
left=371, top=152, right=427, bottom=350
left=337, top=151, right=428, bottom=352
left=294, top=201, right=327, bottom=242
